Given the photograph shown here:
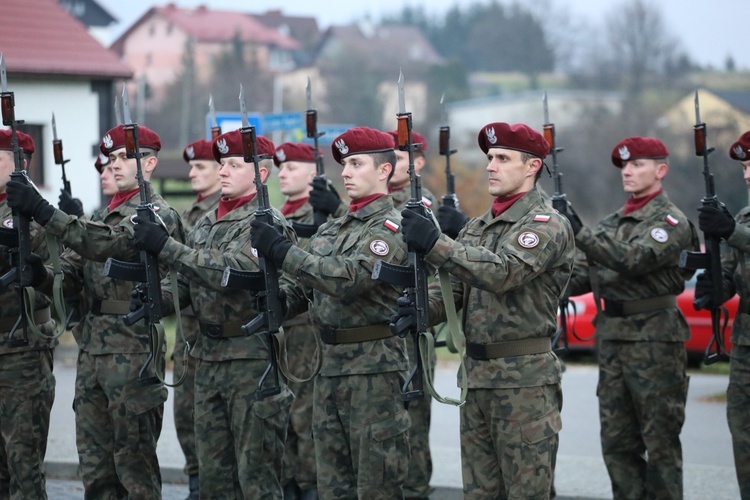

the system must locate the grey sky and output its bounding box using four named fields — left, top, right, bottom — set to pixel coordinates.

left=102, top=0, right=748, bottom=70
